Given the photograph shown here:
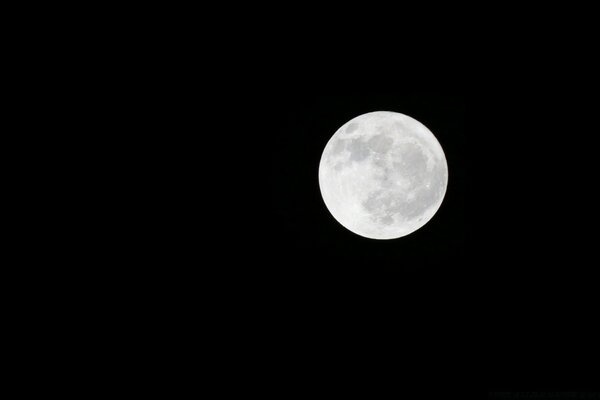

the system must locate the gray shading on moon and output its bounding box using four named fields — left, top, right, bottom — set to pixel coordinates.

left=318, top=111, right=448, bottom=239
